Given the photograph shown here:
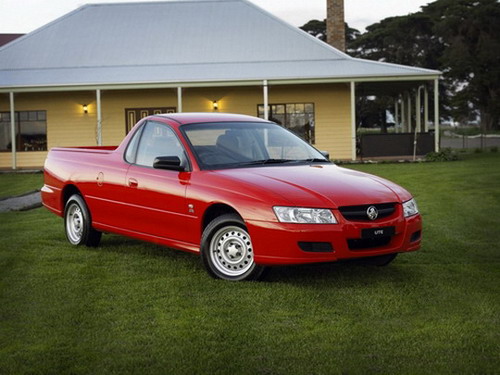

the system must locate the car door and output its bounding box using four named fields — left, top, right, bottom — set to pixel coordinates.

left=123, top=120, right=194, bottom=243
